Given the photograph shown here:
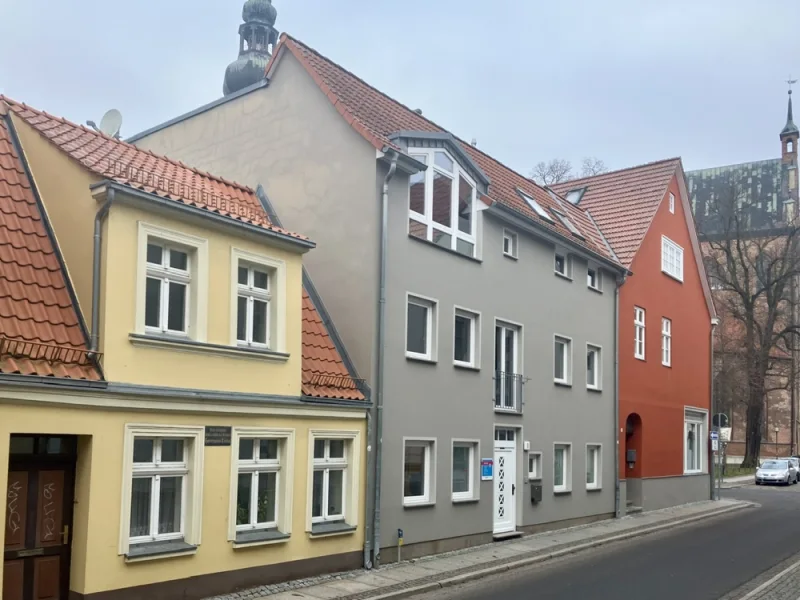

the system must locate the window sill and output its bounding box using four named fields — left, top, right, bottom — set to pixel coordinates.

left=452, top=496, right=479, bottom=504
left=661, top=270, right=684, bottom=283
left=588, top=286, right=603, bottom=294
left=403, top=499, right=435, bottom=509
left=587, top=386, right=603, bottom=393
left=309, top=522, right=357, bottom=538
left=554, top=380, right=572, bottom=388
left=554, top=271, right=573, bottom=282
left=233, top=529, right=290, bottom=548
left=683, top=471, right=706, bottom=476
left=454, top=362, right=480, bottom=372
left=493, top=407, right=522, bottom=415
left=407, top=234, right=482, bottom=264
left=125, top=540, right=197, bottom=562
left=503, top=253, right=518, bottom=261
left=406, top=353, right=437, bottom=365
left=553, top=489, right=572, bottom=496
left=586, top=486, right=603, bottom=492
left=634, top=356, right=646, bottom=362
left=129, top=333, right=290, bottom=362
left=662, top=363, right=672, bottom=368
